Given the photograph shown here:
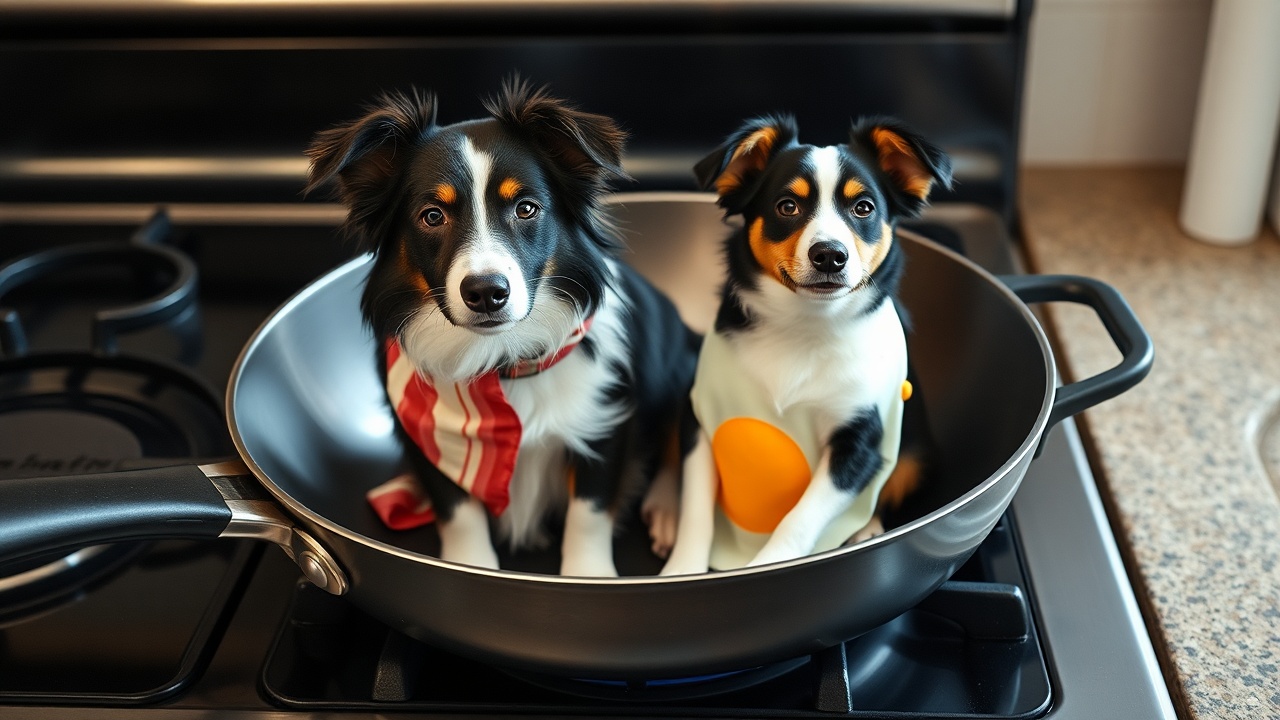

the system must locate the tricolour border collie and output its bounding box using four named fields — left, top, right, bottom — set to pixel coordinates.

left=306, top=81, right=697, bottom=576
left=662, top=115, right=951, bottom=574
